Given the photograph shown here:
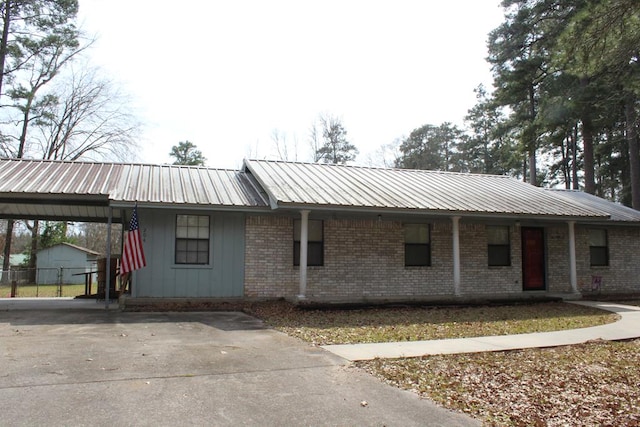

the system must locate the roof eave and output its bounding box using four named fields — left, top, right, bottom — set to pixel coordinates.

left=268, top=202, right=611, bottom=222
left=108, top=201, right=272, bottom=213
